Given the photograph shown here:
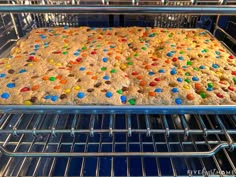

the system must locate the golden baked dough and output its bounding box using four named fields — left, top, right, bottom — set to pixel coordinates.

left=0, top=27, right=235, bottom=105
